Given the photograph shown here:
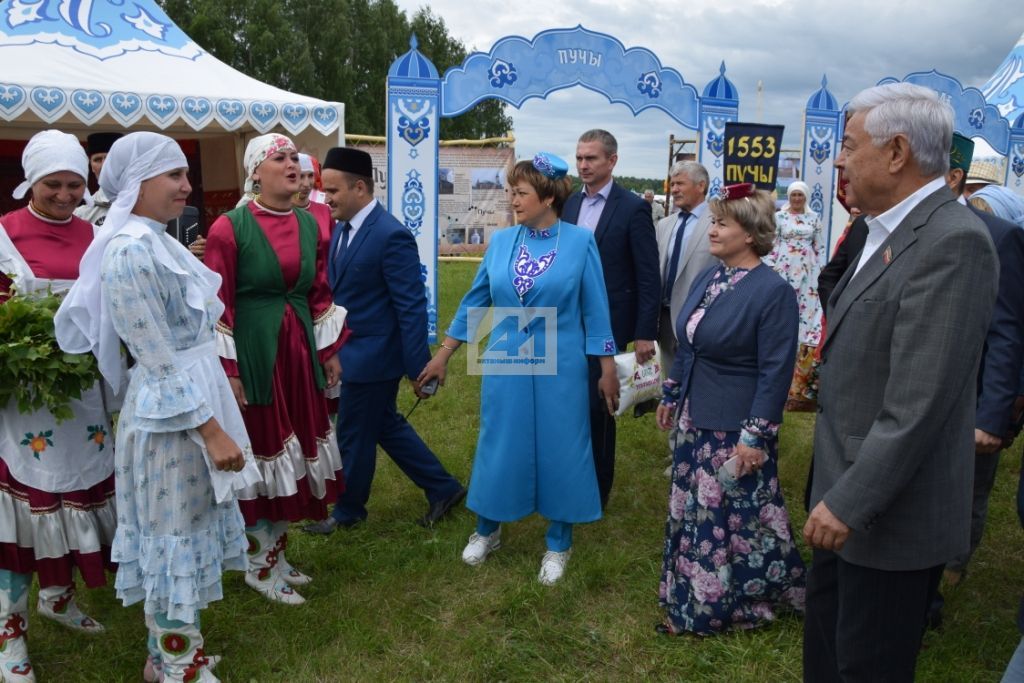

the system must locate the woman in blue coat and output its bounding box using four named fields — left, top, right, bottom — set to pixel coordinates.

left=654, top=183, right=806, bottom=635
left=420, top=153, right=619, bottom=585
